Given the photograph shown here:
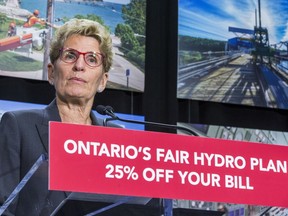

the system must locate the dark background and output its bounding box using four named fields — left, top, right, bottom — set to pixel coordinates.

left=1, top=0, right=288, bottom=132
